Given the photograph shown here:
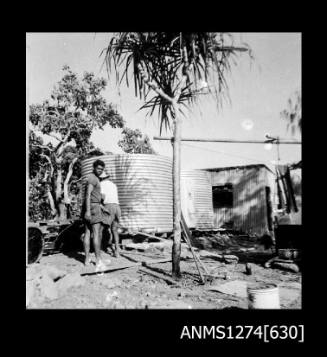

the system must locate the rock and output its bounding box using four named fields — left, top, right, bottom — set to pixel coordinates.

left=264, top=256, right=278, bottom=268
left=224, top=254, right=238, bottom=260
left=37, top=274, right=58, bottom=301
left=56, top=272, right=85, bottom=295
left=245, top=263, right=252, bottom=275
left=272, top=262, right=300, bottom=273
left=199, top=250, right=223, bottom=261
left=125, top=243, right=151, bottom=251
left=223, top=255, right=239, bottom=264
left=240, top=247, right=255, bottom=252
